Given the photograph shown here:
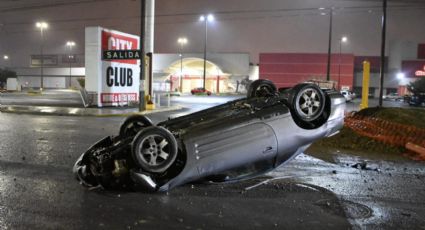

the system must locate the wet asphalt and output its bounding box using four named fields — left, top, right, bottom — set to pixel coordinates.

left=0, top=110, right=424, bottom=229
